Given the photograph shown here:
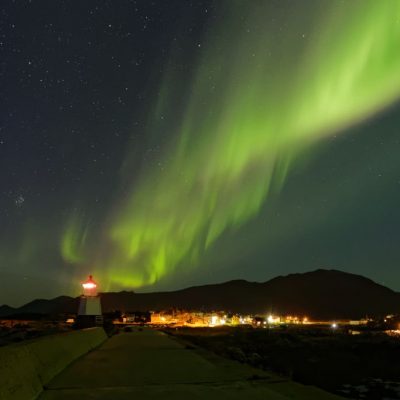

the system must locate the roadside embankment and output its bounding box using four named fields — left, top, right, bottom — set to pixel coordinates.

left=0, top=327, right=107, bottom=400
